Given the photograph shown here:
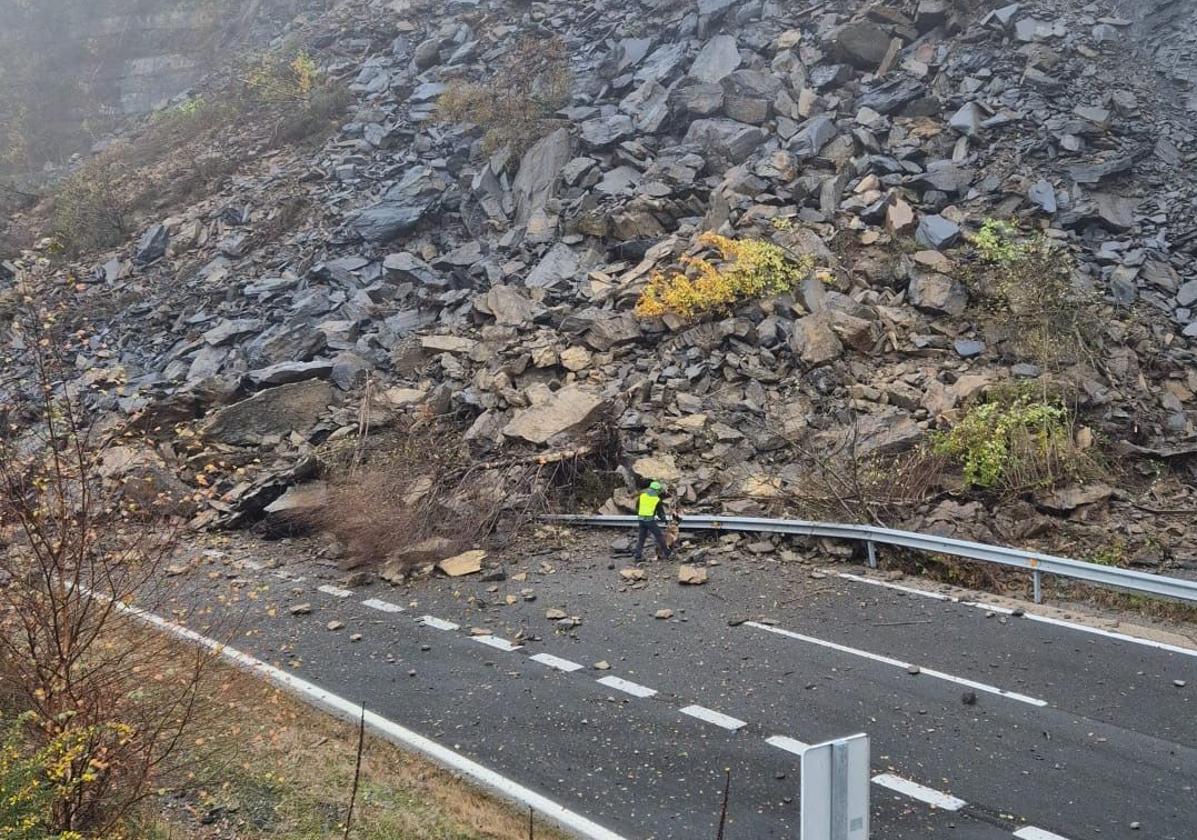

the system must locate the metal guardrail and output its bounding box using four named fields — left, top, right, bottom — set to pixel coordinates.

left=546, top=514, right=1197, bottom=605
